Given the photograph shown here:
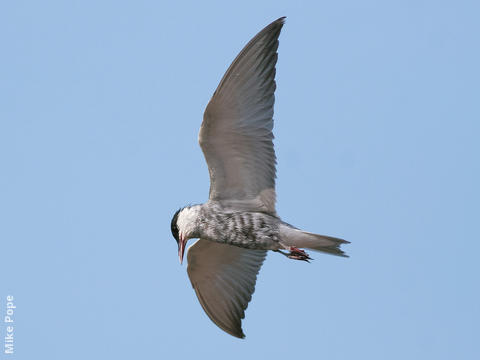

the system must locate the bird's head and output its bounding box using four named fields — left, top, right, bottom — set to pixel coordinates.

left=170, top=206, right=200, bottom=264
